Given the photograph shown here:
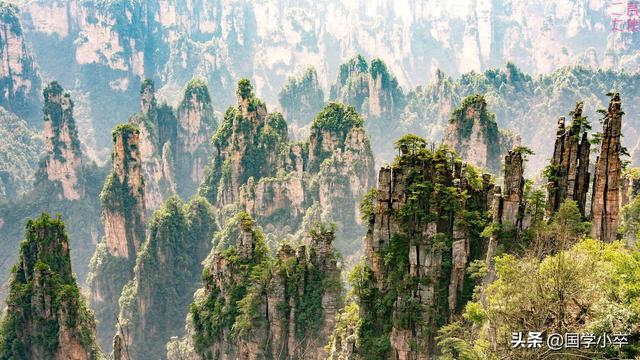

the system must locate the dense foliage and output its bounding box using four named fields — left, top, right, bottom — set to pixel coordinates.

left=438, top=236, right=640, bottom=360
left=0, top=214, right=101, bottom=360
left=0, top=108, right=42, bottom=202
left=349, top=135, right=492, bottom=358
left=308, top=102, right=364, bottom=173
left=190, top=214, right=342, bottom=359
left=117, top=196, right=217, bottom=360
left=200, top=79, right=288, bottom=203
